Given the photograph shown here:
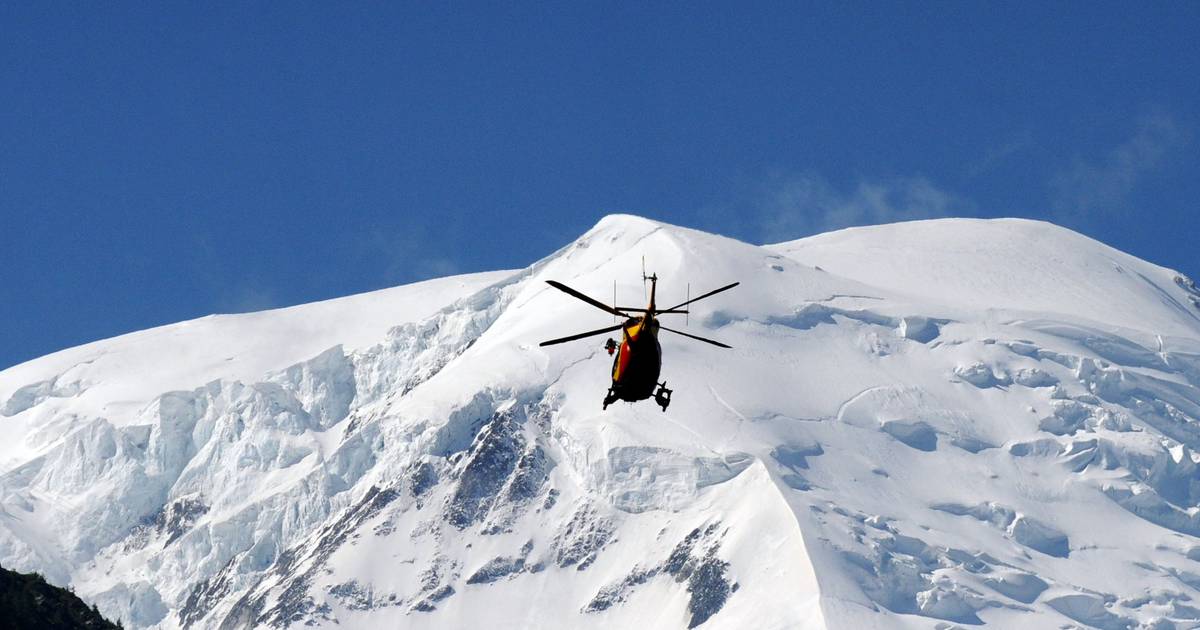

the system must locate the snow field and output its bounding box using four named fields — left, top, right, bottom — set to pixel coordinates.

left=1, top=214, right=1199, bottom=628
